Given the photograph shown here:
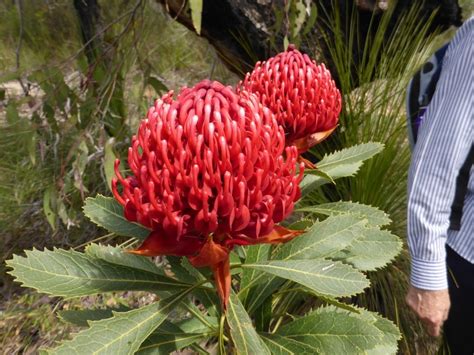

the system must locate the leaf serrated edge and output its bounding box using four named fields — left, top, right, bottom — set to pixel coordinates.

left=42, top=282, right=205, bottom=354
left=243, top=259, right=371, bottom=298
left=5, top=247, right=191, bottom=299
left=318, top=142, right=385, bottom=164
left=297, top=200, right=392, bottom=226
left=82, top=194, right=151, bottom=236
left=338, top=240, right=403, bottom=272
